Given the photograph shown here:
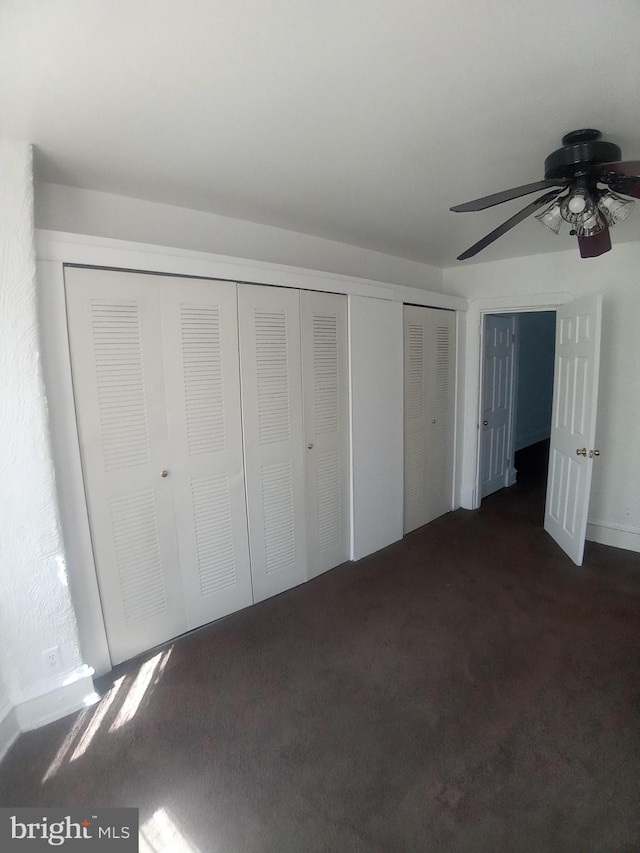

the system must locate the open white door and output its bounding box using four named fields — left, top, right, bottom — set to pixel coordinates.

left=544, top=293, right=602, bottom=565
left=480, top=314, right=516, bottom=498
